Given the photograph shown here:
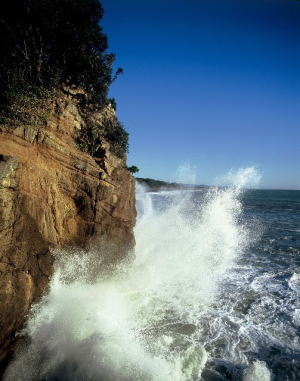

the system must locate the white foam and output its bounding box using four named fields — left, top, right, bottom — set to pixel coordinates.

left=288, top=272, right=300, bottom=293
left=243, top=360, right=271, bottom=381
